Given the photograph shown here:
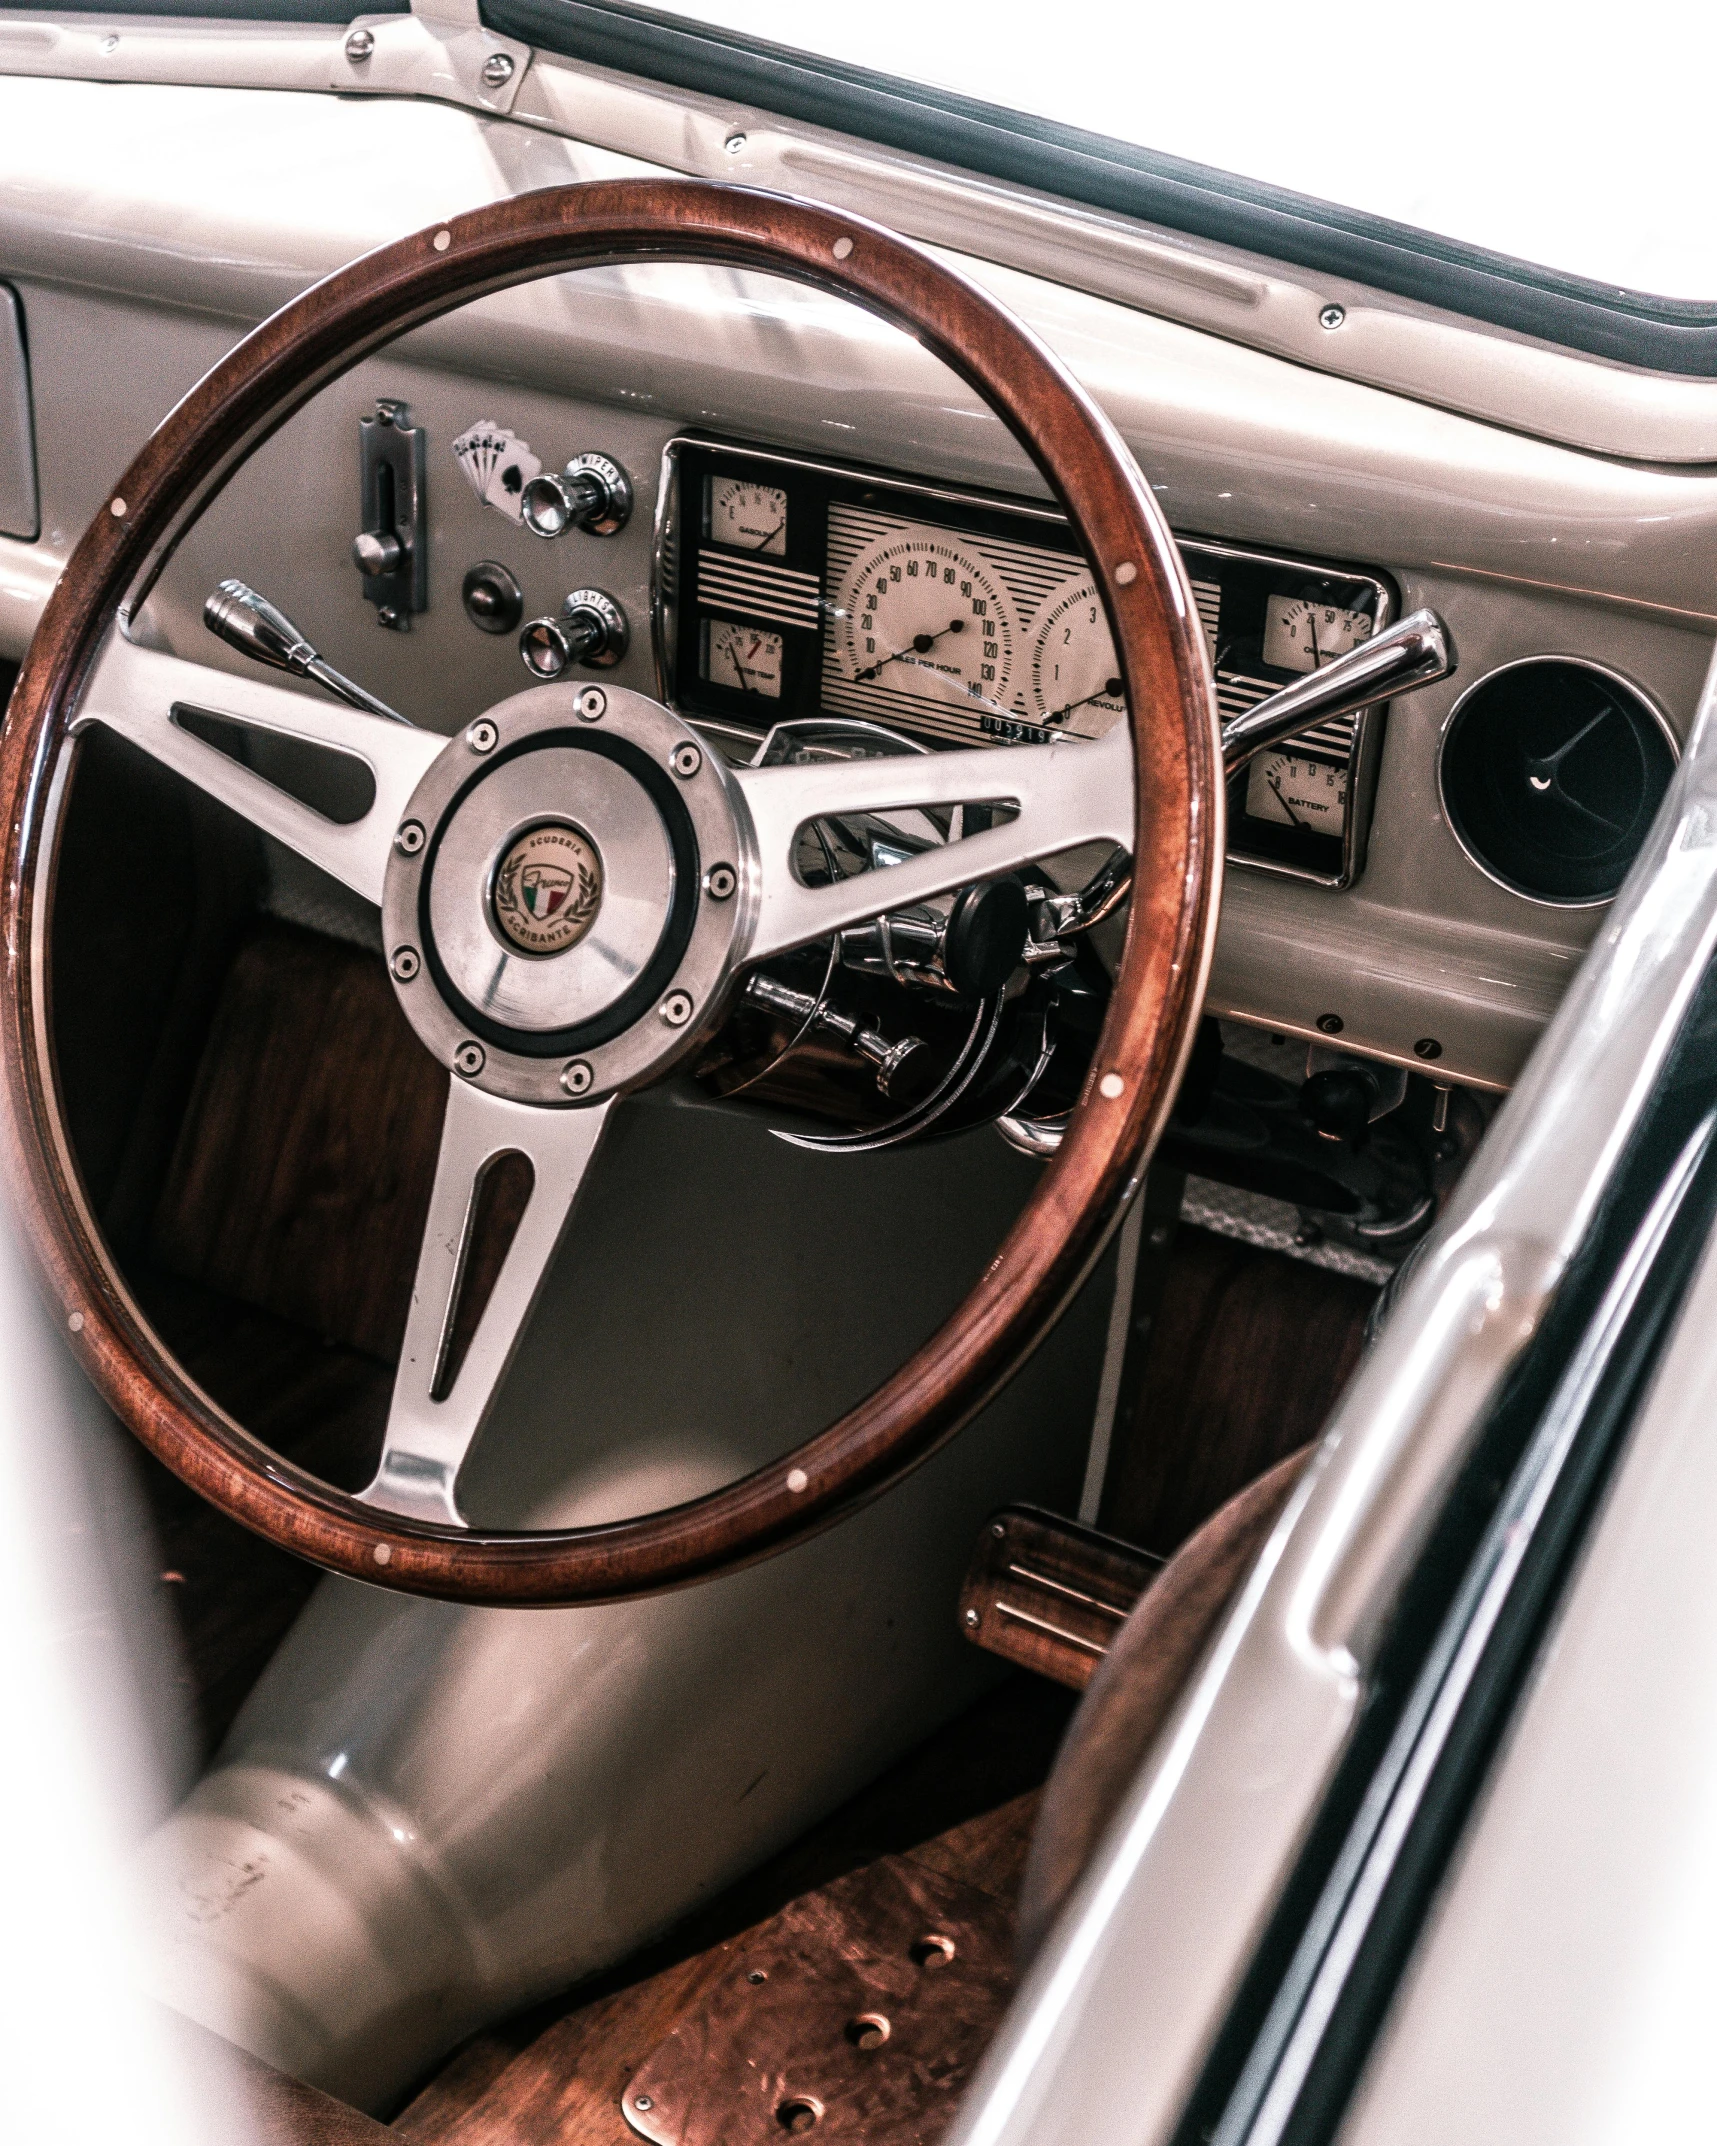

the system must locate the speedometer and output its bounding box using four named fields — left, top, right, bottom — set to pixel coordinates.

left=1028, top=577, right=1125, bottom=738
left=832, top=525, right=1017, bottom=713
